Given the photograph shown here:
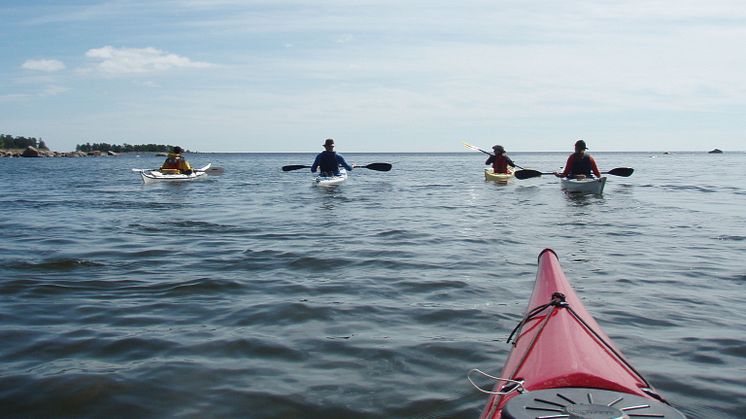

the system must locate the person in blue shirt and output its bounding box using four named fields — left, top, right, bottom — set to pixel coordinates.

left=311, top=138, right=353, bottom=176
